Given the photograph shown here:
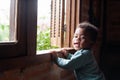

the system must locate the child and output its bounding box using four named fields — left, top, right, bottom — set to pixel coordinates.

left=51, top=22, right=105, bottom=80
